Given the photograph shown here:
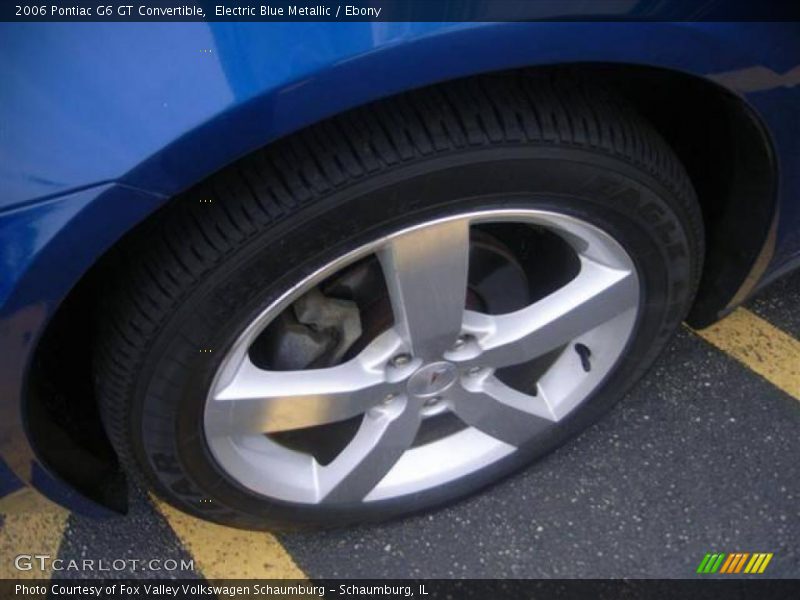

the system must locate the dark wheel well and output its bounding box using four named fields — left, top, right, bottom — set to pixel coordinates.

left=590, top=65, right=776, bottom=326
left=26, top=63, right=776, bottom=510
